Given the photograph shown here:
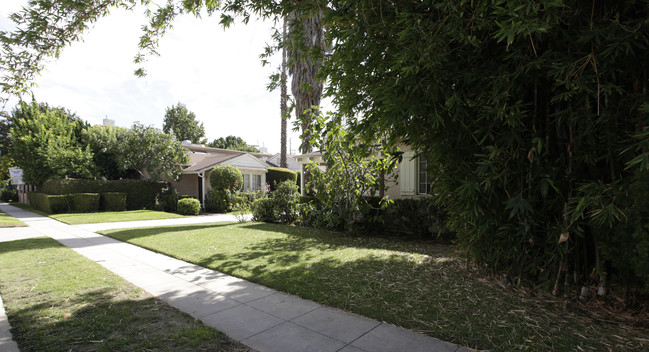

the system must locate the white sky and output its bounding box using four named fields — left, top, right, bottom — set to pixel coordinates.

left=0, top=2, right=311, bottom=154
